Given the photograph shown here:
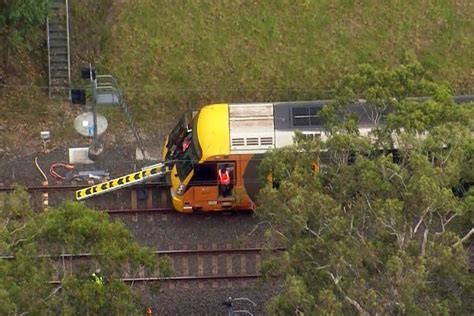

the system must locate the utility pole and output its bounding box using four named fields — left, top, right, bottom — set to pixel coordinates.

left=80, top=64, right=103, bottom=160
